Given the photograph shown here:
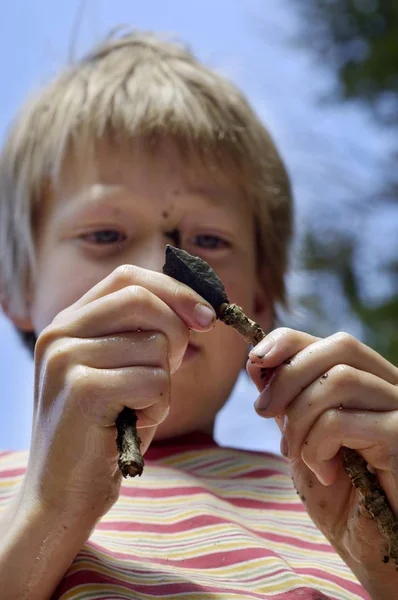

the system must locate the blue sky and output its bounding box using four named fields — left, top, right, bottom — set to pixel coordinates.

left=0, top=0, right=394, bottom=450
